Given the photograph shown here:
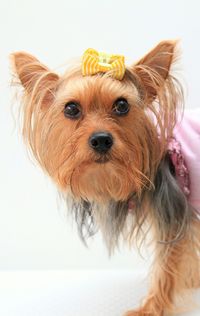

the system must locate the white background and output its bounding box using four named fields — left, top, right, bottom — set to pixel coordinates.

left=0, top=0, right=200, bottom=270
